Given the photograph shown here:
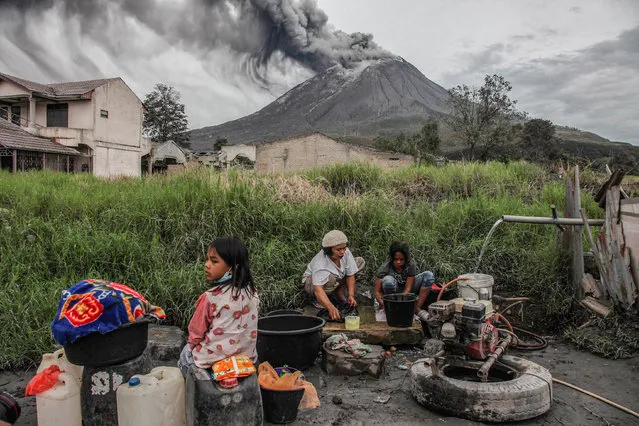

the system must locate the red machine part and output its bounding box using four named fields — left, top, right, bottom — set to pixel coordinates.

left=467, top=323, right=499, bottom=360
